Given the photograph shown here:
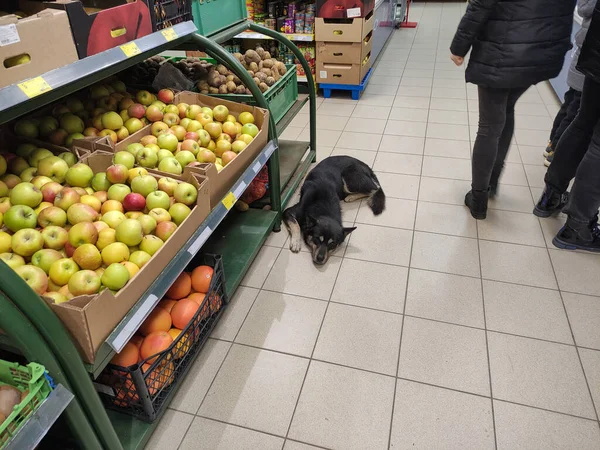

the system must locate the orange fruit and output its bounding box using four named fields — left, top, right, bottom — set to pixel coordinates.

left=113, top=378, right=139, bottom=407
left=158, top=298, right=177, bottom=313
left=139, top=308, right=172, bottom=336
left=188, top=292, right=205, bottom=306
left=142, top=361, right=174, bottom=396
left=170, top=298, right=200, bottom=329
left=166, top=272, right=192, bottom=299
left=130, top=335, right=144, bottom=349
left=140, top=331, right=173, bottom=364
left=168, top=328, right=190, bottom=359
left=110, top=342, right=139, bottom=367
left=190, top=266, right=213, bottom=293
